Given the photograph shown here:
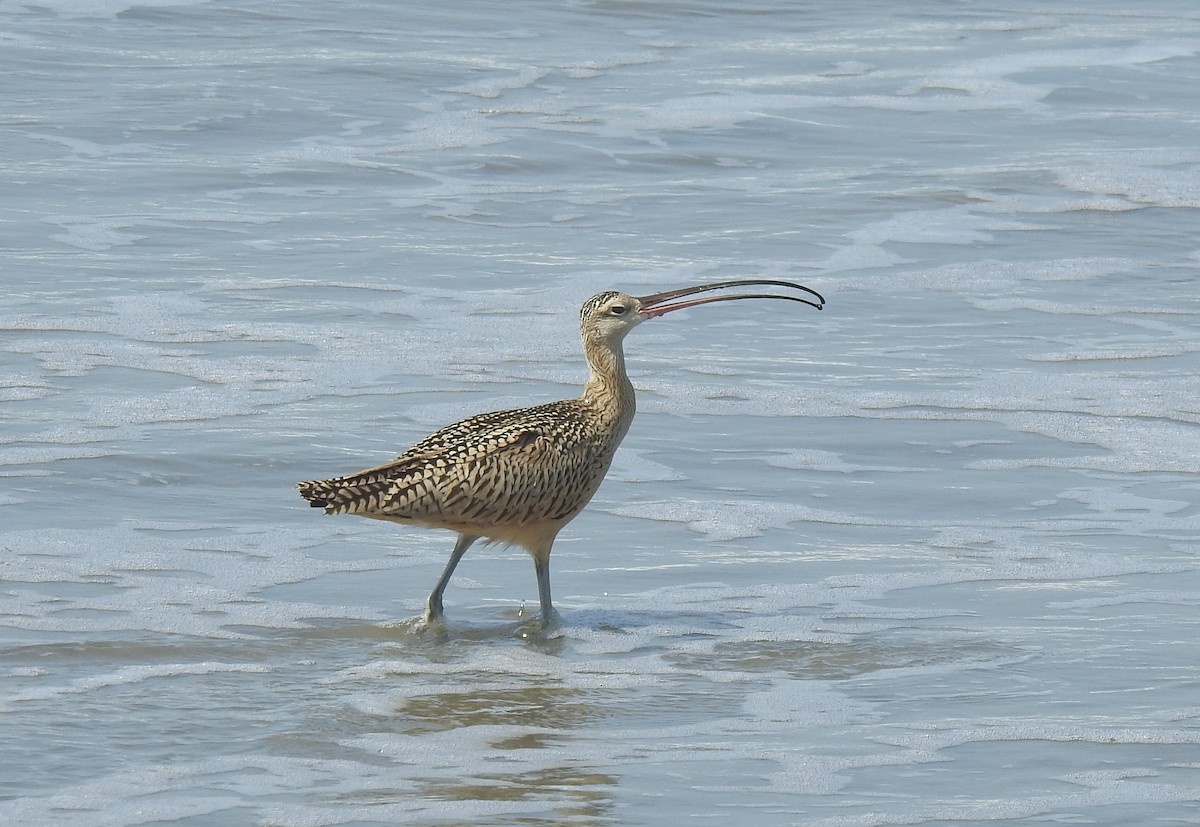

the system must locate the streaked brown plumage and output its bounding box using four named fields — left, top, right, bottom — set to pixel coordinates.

left=297, top=279, right=824, bottom=626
